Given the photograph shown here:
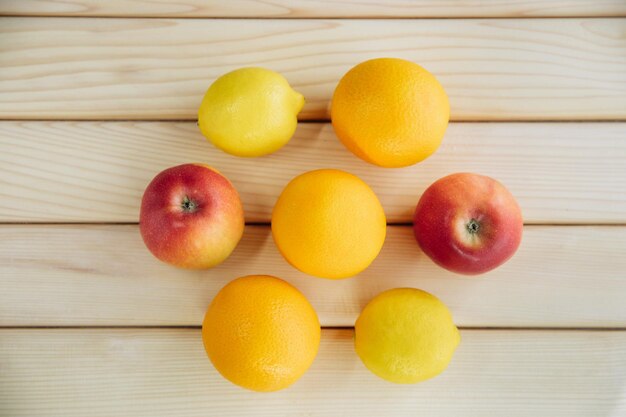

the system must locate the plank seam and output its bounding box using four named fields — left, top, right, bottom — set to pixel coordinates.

left=1, top=15, right=625, bottom=20
left=0, top=222, right=625, bottom=227
left=1, top=326, right=625, bottom=331
left=2, top=119, right=626, bottom=123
